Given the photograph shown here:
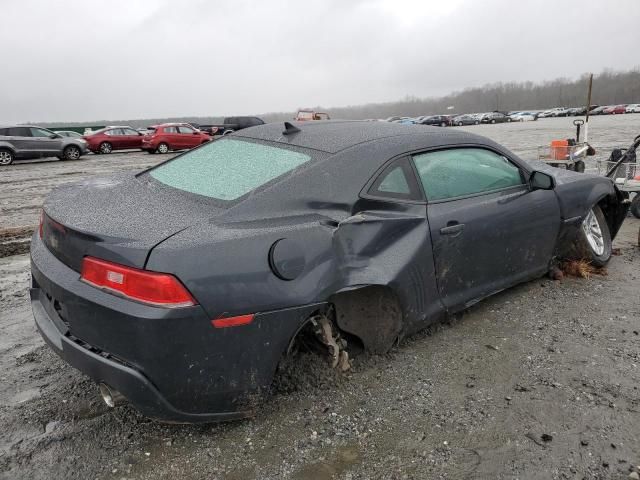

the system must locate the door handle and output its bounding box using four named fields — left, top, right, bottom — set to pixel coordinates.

left=440, top=222, right=465, bottom=236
